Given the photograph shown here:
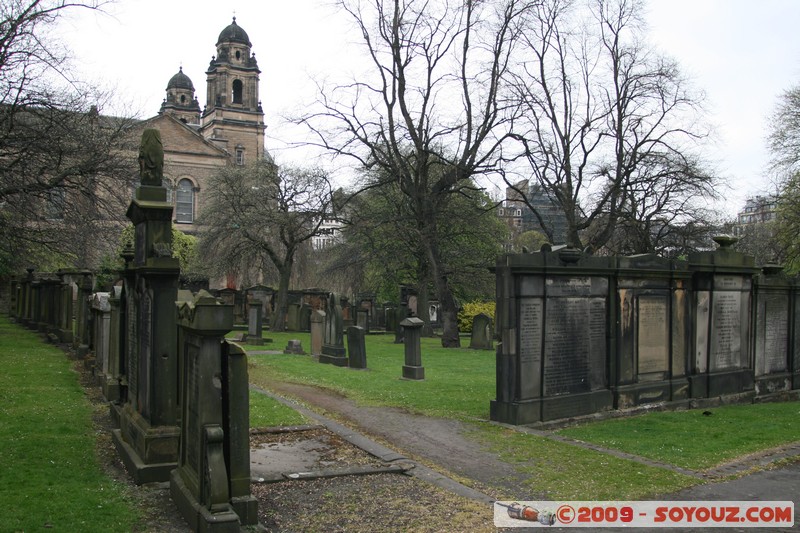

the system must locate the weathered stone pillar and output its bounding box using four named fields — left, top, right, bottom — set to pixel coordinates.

left=91, top=292, right=112, bottom=391
left=56, top=272, right=74, bottom=344
left=310, top=309, right=325, bottom=356
left=170, top=291, right=259, bottom=530
left=74, top=271, right=93, bottom=357
left=401, top=317, right=425, bottom=380
left=320, top=292, right=347, bottom=366
left=246, top=300, right=263, bottom=345
left=112, top=129, right=181, bottom=485
left=102, top=286, right=123, bottom=403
